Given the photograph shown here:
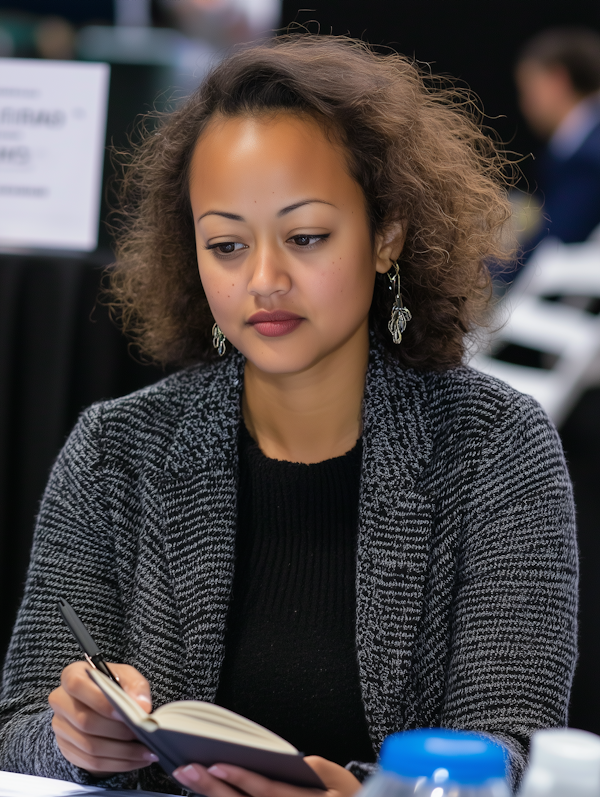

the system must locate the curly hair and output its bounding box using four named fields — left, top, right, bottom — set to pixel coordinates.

left=108, top=34, right=513, bottom=369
